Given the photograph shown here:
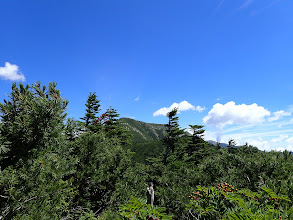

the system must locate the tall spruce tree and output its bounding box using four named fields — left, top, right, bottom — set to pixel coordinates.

left=187, top=125, right=205, bottom=155
left=185, top=124, right=209, bottom=164
left=163, top=108, right=185, bottom=164
left=80, top=92, right=101, bottom=133
left=104, top=107, right=131, bottom=145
